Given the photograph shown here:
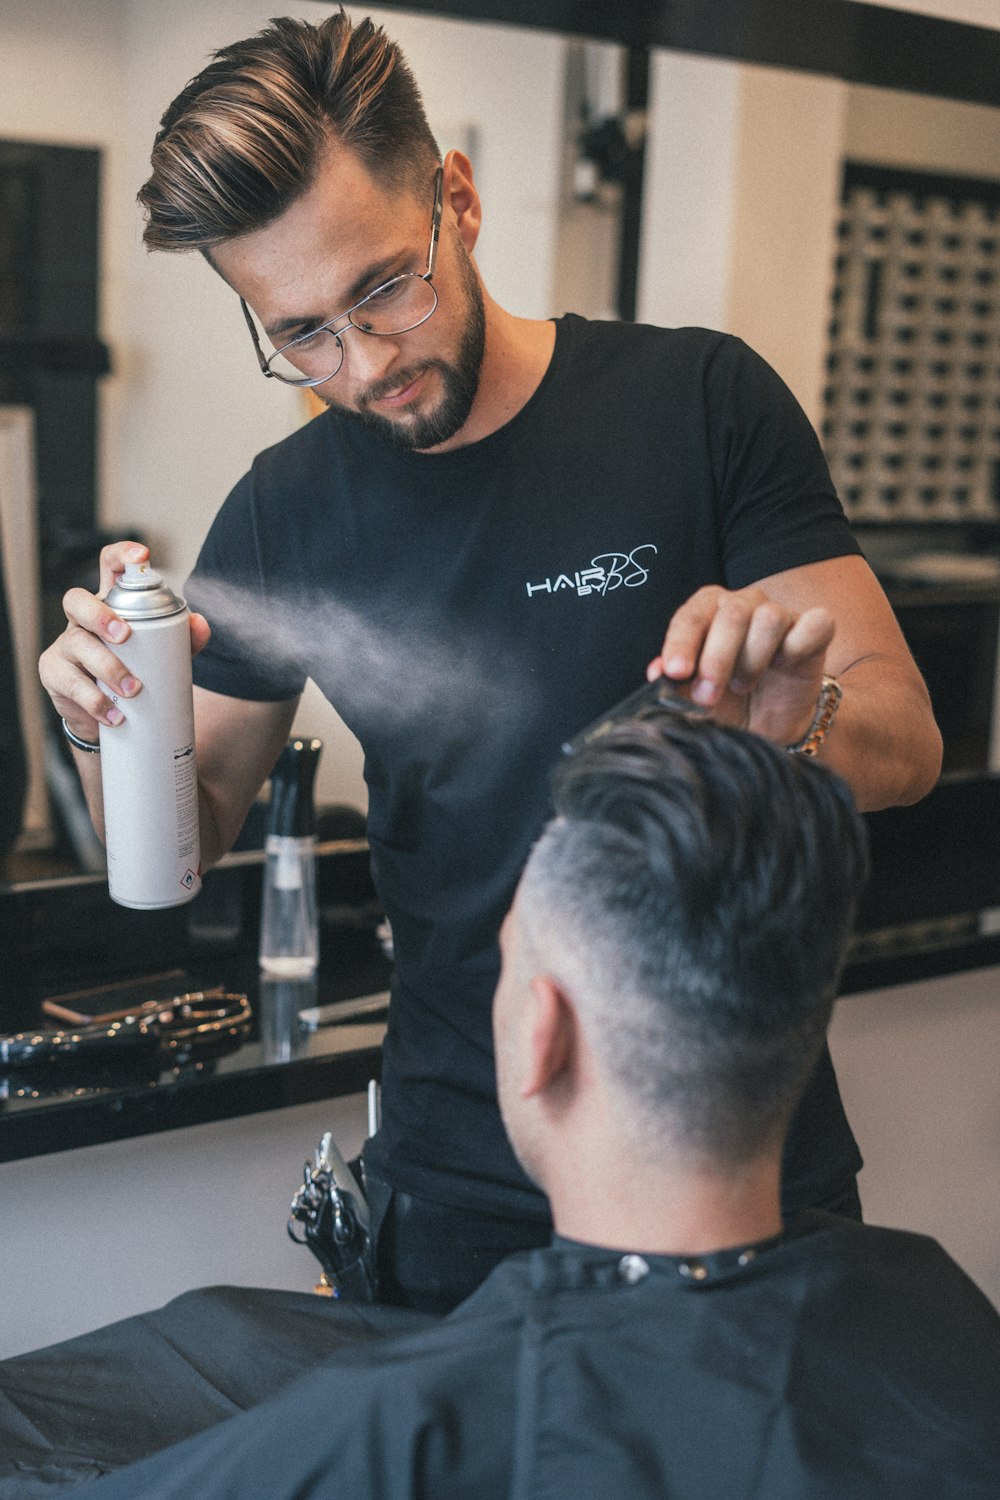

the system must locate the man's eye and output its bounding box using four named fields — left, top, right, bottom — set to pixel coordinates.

left=290, top=326, right=328, bottom=350
left=366, top=278, right=406, bottom=306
